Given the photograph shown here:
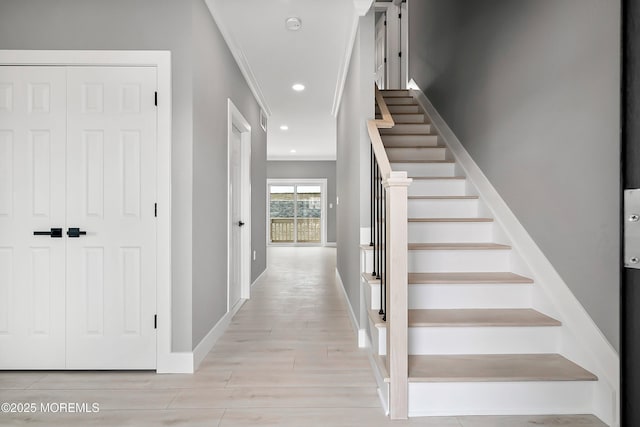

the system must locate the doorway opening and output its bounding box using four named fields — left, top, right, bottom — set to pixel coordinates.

left=374, top=1, right=409, bottom=89
left=267, top=179, right=327, bottom=246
